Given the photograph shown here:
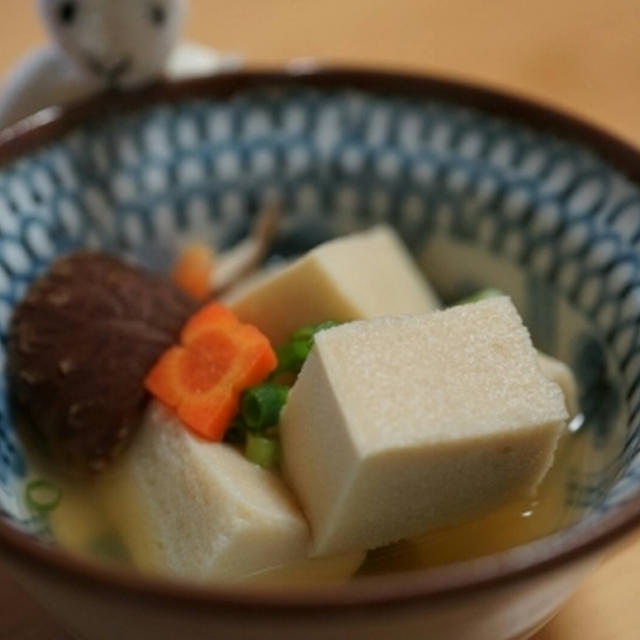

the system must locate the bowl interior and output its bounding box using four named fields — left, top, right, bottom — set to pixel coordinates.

left=0, top=79, right=639, bottom=557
